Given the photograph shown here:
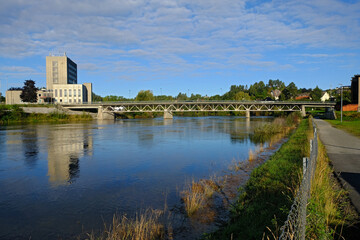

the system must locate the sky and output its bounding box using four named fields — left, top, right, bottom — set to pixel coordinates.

left=0, top=0, right=360, bottom=98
